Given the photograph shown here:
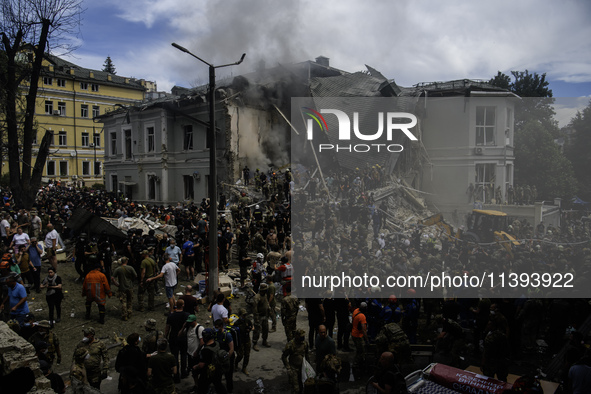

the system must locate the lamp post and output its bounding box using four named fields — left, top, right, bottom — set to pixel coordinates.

left=172, top=43, right=245, bottom=300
